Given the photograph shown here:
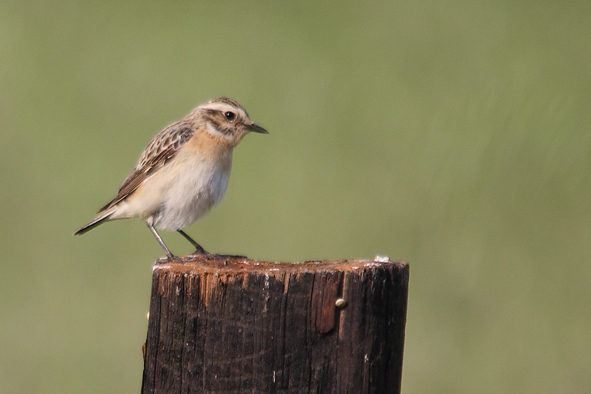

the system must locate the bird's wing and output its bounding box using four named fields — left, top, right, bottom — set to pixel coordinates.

left=97, top=121, right=195, bottom=212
